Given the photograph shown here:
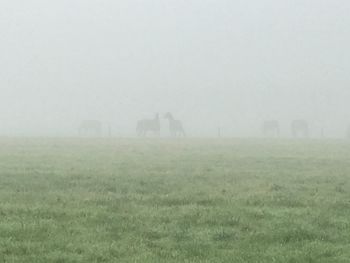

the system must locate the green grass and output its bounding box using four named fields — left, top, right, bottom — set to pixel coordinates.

left=0, top=138, right=350, bottom=262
